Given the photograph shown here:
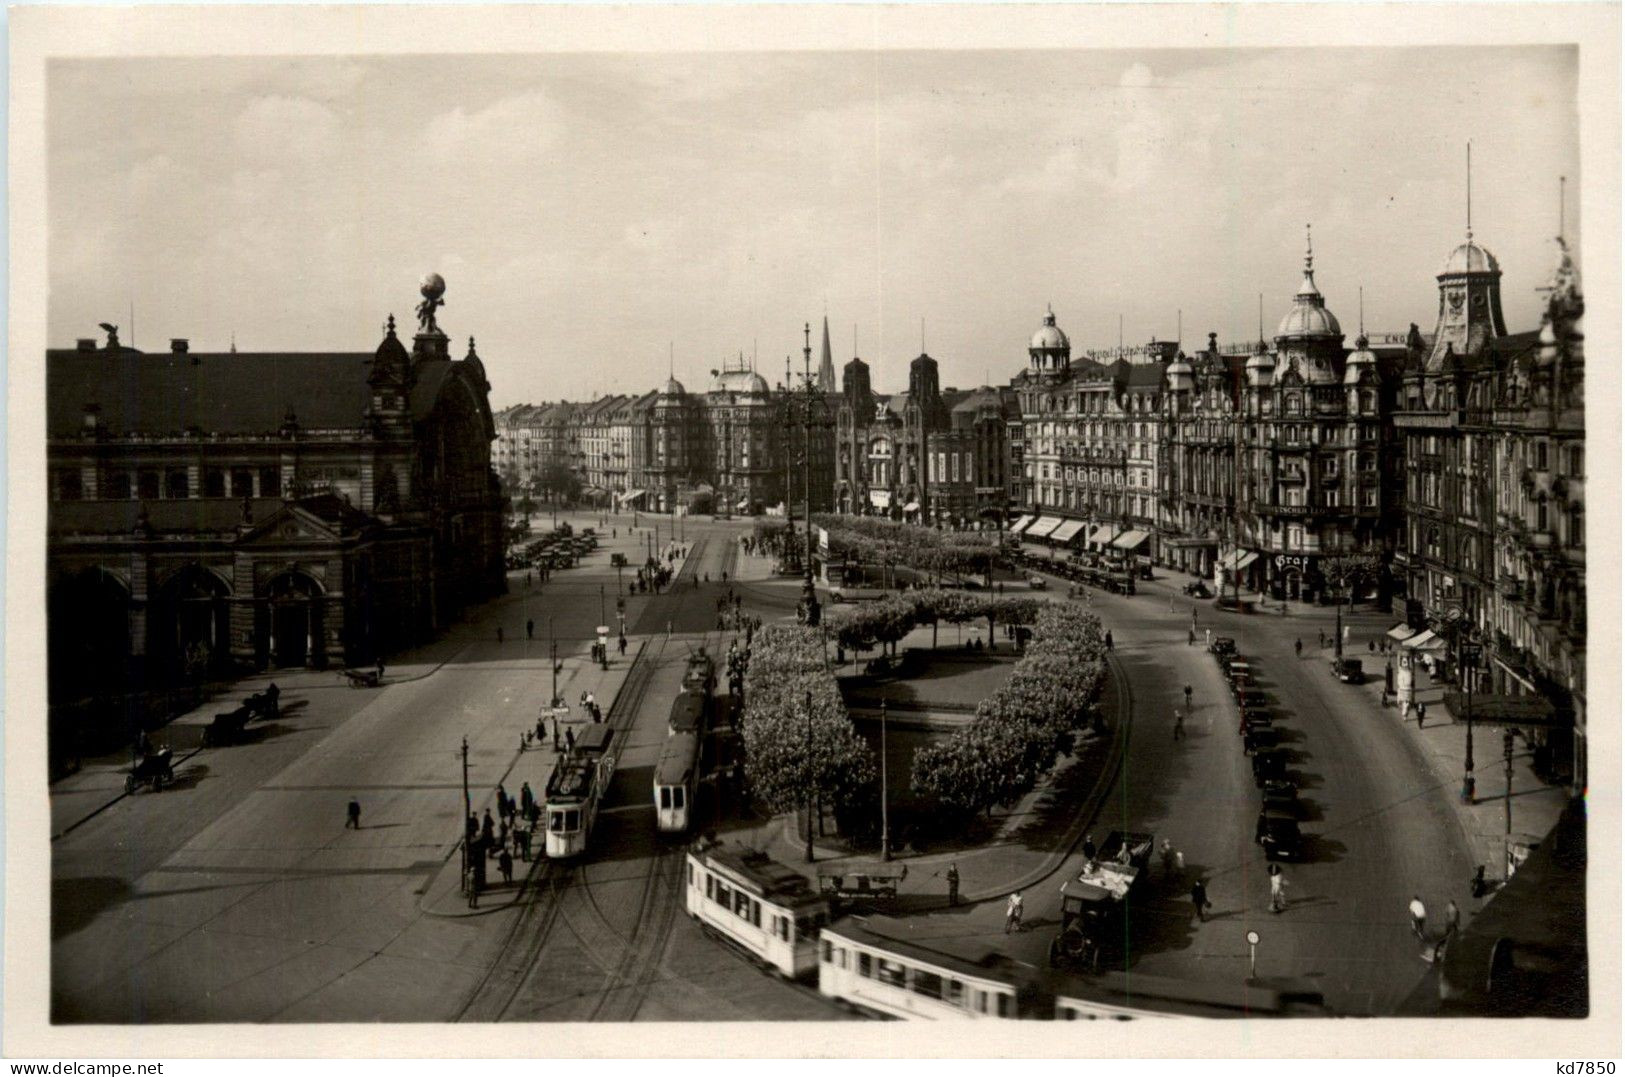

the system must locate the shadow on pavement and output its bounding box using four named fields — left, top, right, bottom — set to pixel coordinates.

left=52, top=875, right=130, bottom=941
